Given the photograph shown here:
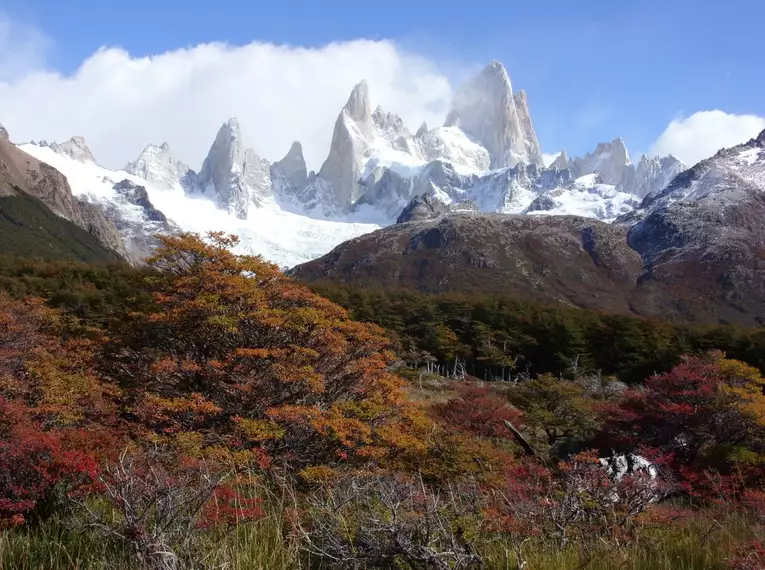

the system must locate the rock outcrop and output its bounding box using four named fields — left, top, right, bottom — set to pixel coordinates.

left=396, top=194, right=450, bottom=223
left=42, top=136, right=97, bottom=164
left=549, top=151, right=569, bottom=170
